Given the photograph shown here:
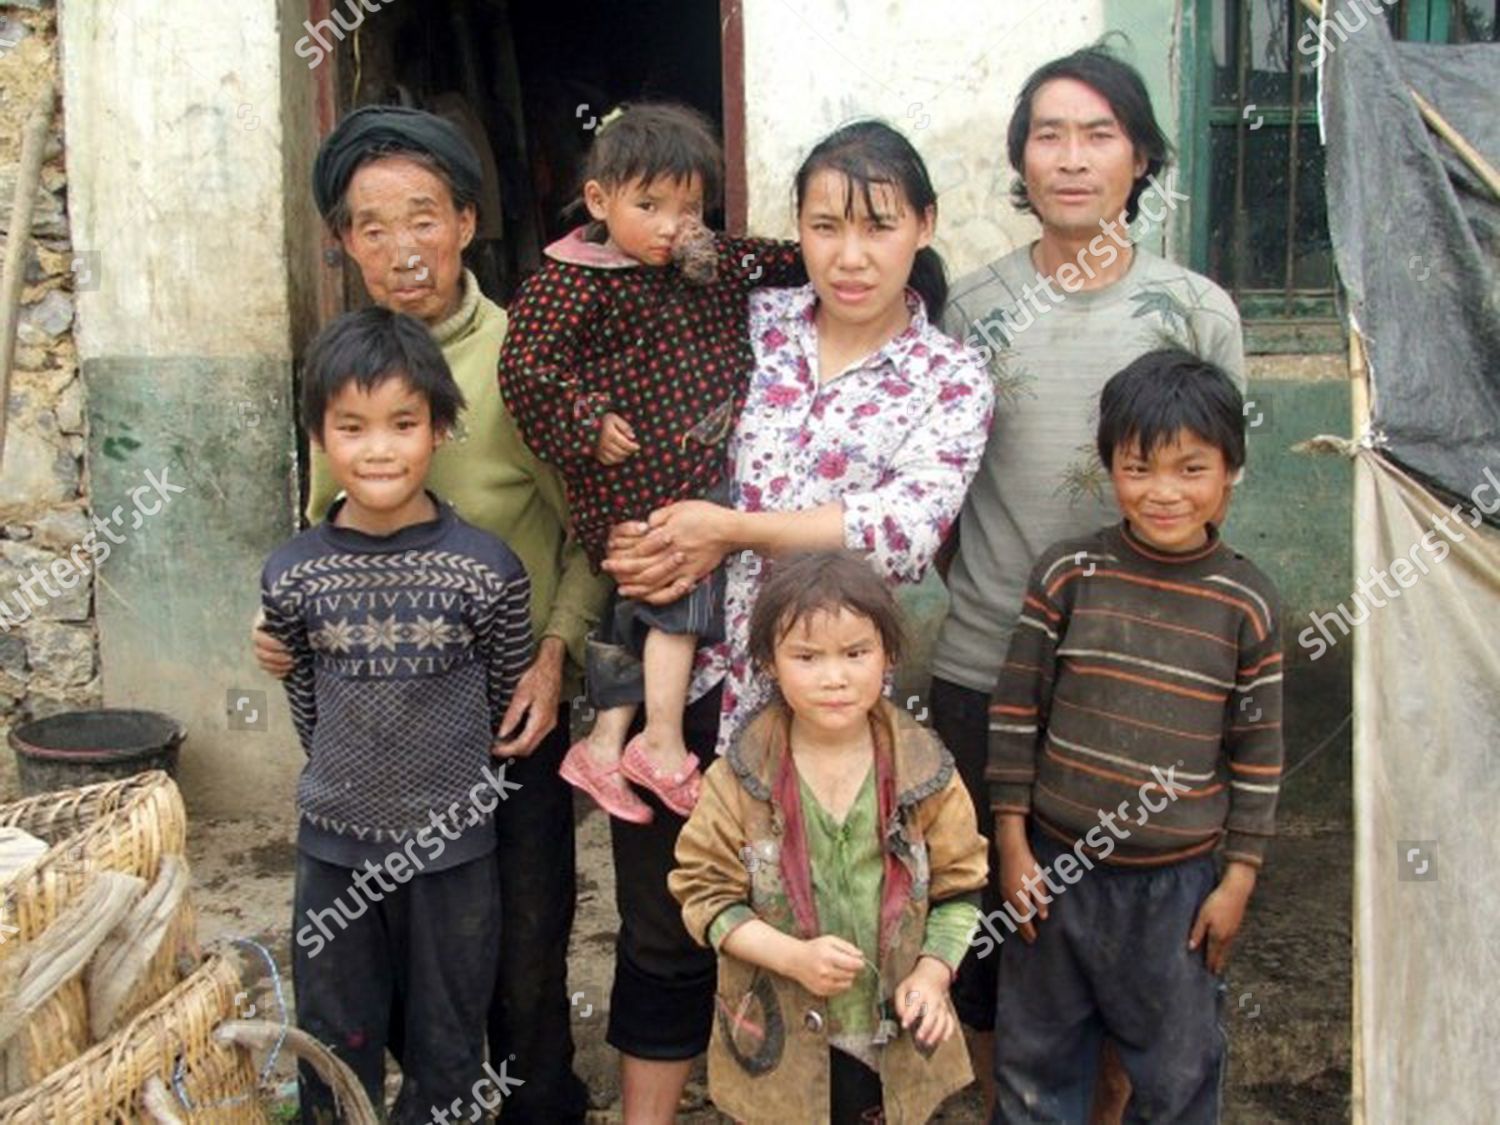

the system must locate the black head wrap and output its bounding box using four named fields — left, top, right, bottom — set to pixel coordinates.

left=312, top=105, right=483, bottom=222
